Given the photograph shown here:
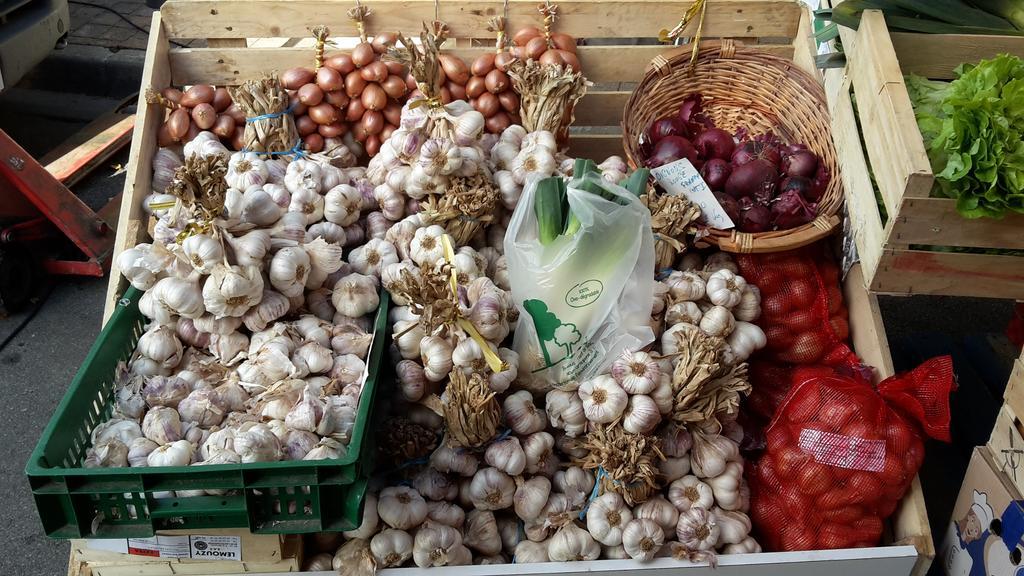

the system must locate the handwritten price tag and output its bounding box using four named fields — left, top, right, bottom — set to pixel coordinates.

left=651, top=158, right=735, bottom=230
